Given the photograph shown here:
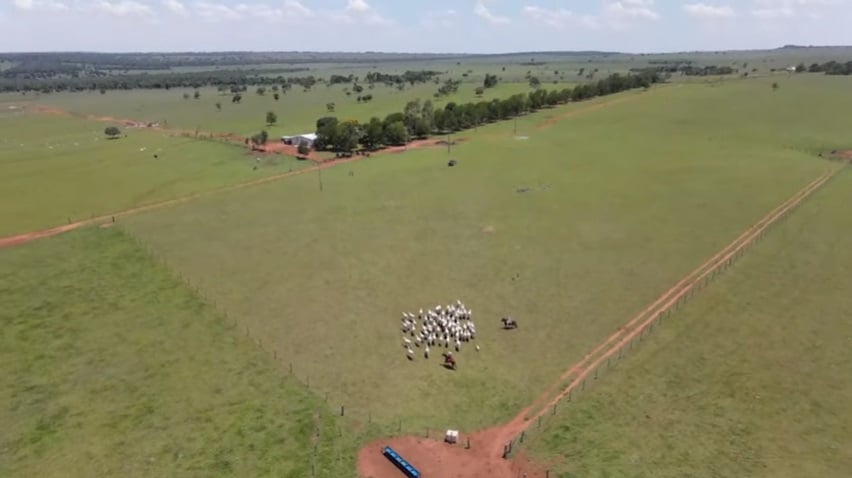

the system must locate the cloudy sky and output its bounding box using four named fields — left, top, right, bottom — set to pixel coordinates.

left=2, top=0, right=851, bottom=53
